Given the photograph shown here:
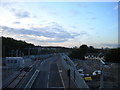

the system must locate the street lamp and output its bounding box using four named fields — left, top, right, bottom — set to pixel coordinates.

left=99, top=59, right=105, bottom=89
